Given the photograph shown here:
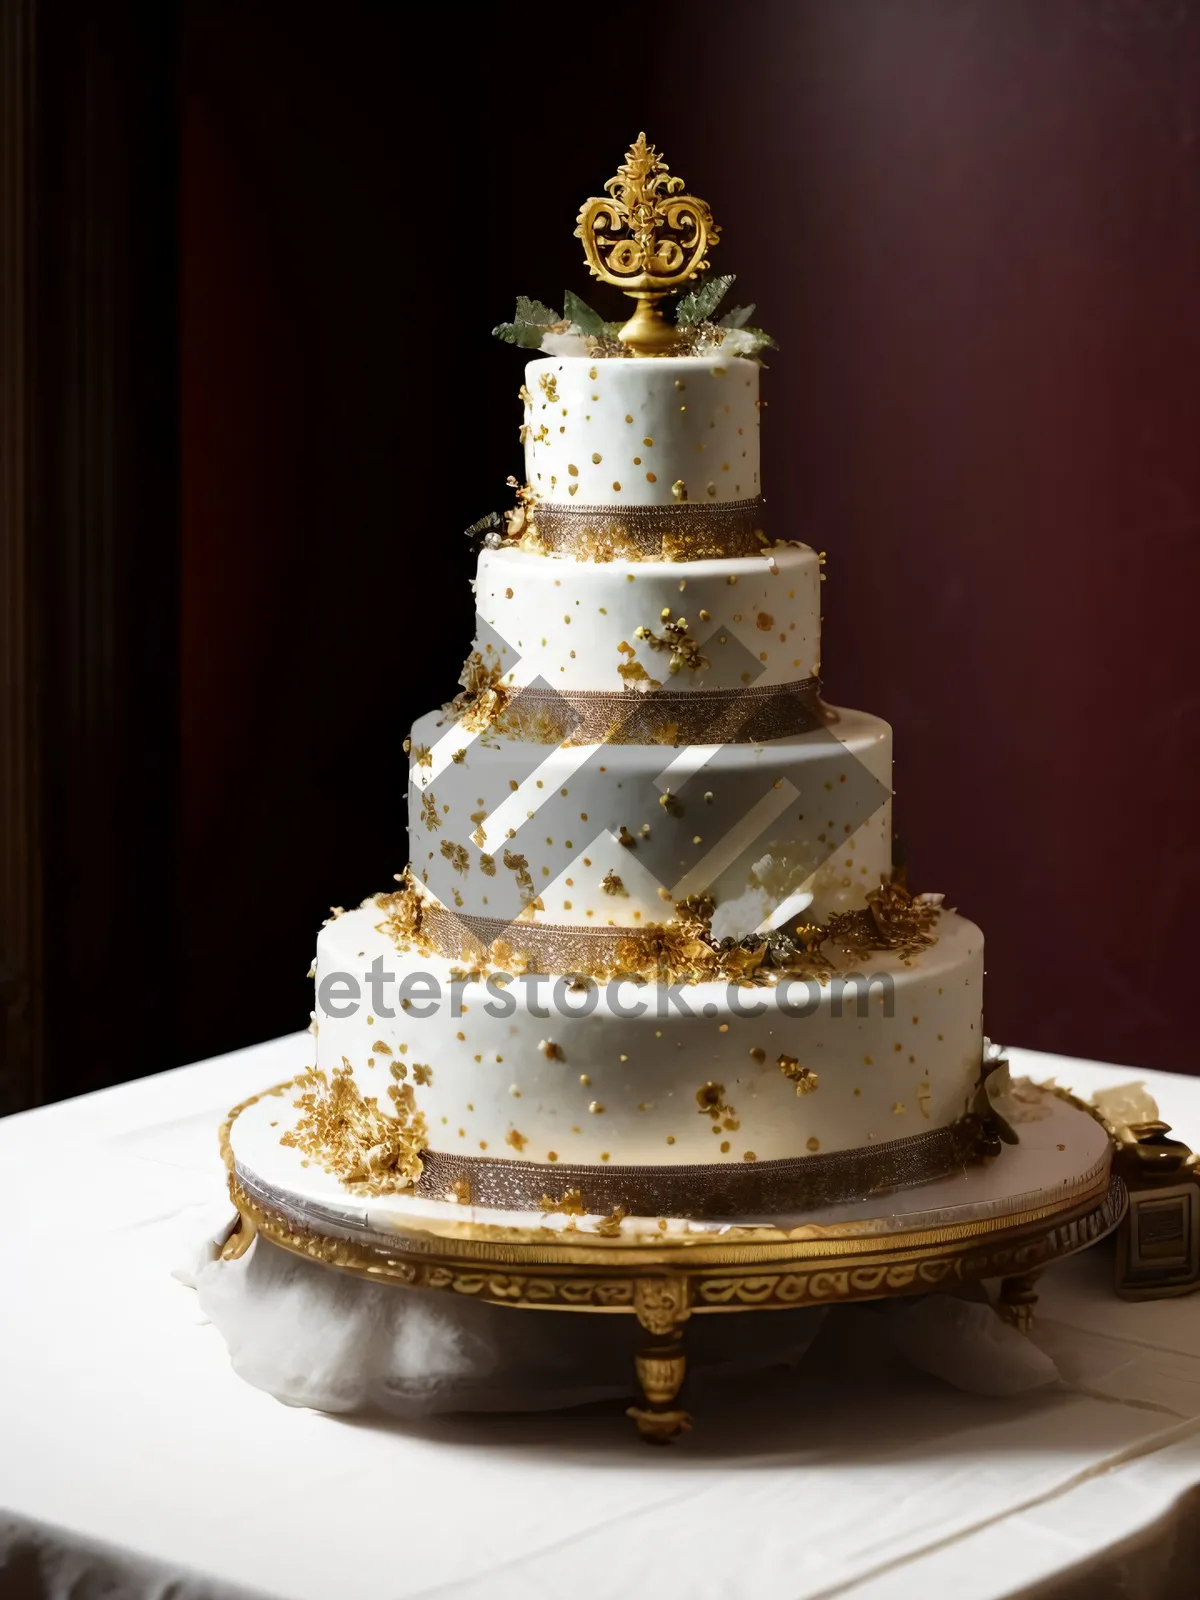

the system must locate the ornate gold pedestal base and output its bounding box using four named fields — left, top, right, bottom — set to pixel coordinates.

left=220, top=1079, right=1143, bottom=1442
left=626, top=1278, right=693, bottom=1442
left=996, top=1270, right=1043, bottom=1333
